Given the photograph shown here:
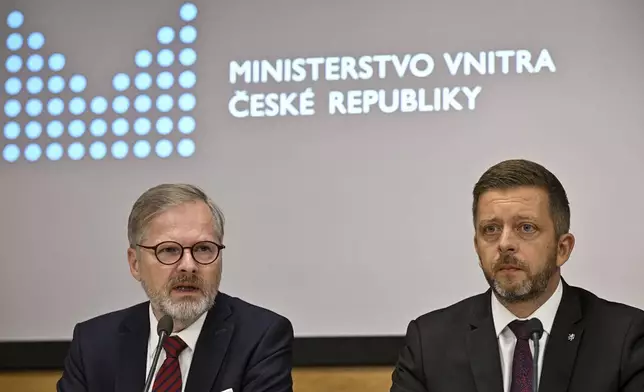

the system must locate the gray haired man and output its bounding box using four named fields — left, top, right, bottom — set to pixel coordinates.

left=58, top=183, right=294, bottom=392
